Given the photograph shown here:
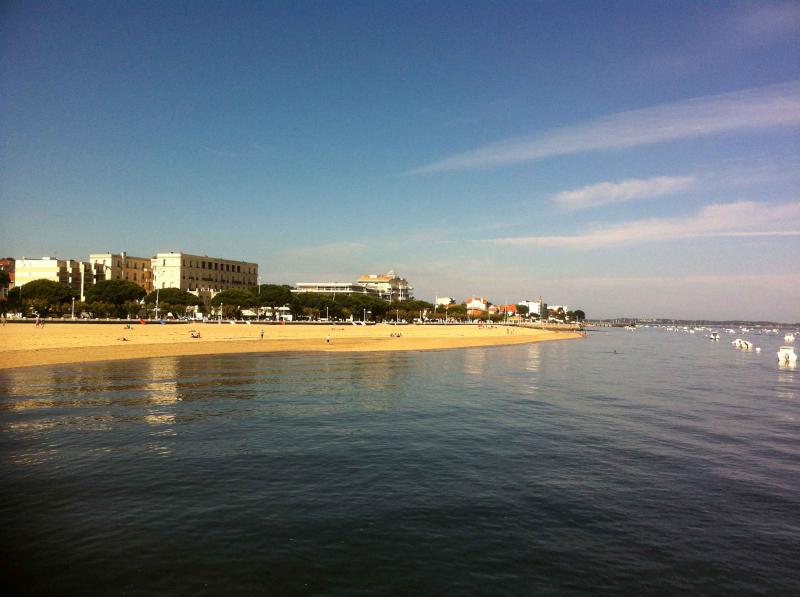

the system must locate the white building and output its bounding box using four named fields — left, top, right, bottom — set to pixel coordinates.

left=89, top=252, right=153, bottom=293
left=14, top=257, right=94, bottom=300
left=464, top=296, right=490, bottom=317
left=519, top=298, right=549, bottom=318
left=435, top=296, right=455, bottom=306
left=151, top=252, right=258, bottom=303
left=292, top=282, right=379, bottom=296
left=356, top=270, right=413, bottom=301
left=293, top=271, right=414, bottom=302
